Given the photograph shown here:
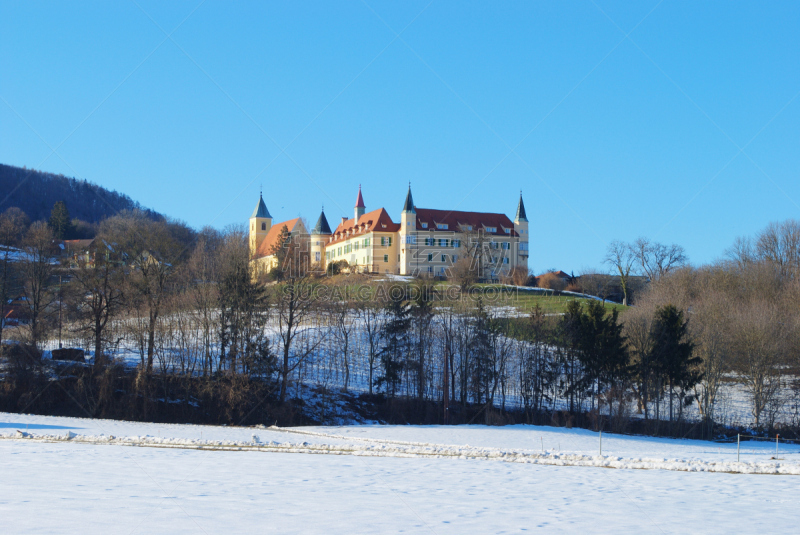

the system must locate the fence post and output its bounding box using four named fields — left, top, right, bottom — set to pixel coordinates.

left=737, top=434, right=740, bottom=463
left=776, top=434, right=780, bottom=457
left=599, top=431, right=602, bottom=456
